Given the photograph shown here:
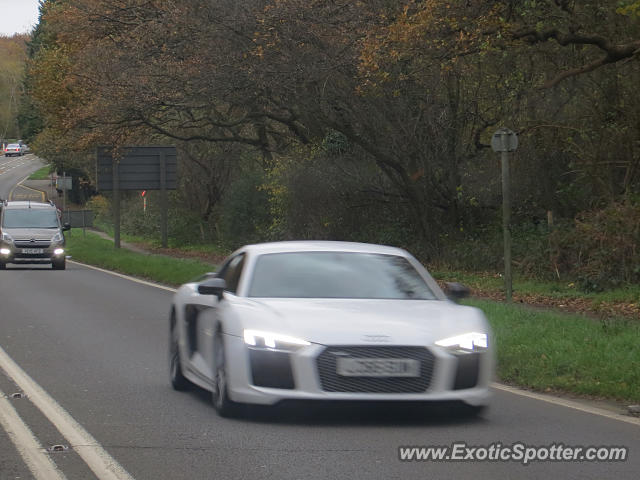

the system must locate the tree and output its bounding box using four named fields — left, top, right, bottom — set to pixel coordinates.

left=0, top=34, right=29, bottom=141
